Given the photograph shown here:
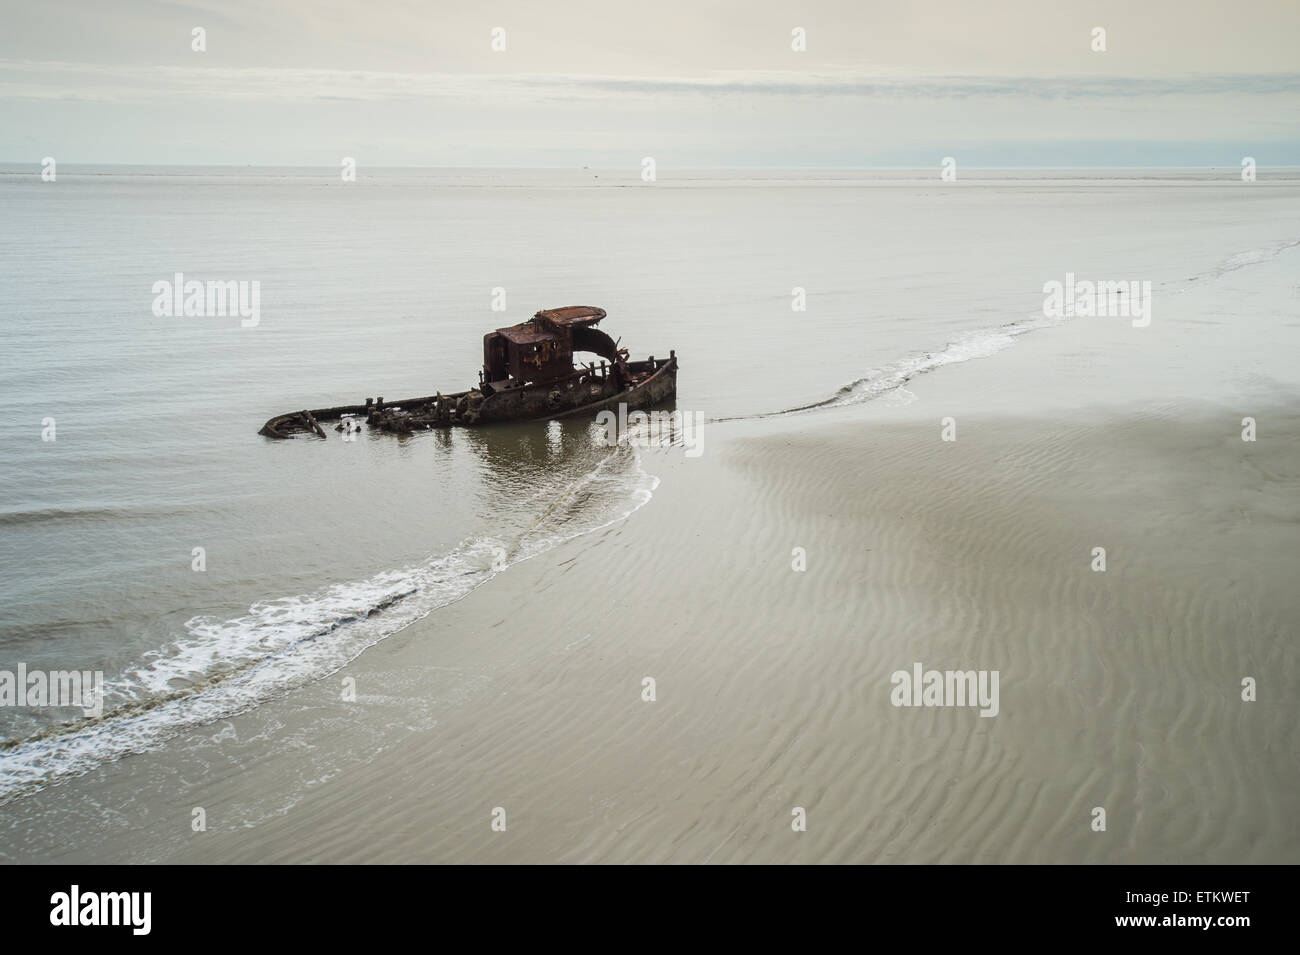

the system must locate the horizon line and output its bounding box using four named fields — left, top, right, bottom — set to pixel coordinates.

left=4, top=162, right=1300, bottom=171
